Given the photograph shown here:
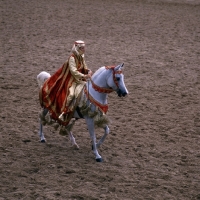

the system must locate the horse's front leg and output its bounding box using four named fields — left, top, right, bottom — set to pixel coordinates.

left=68, top=131, right=79, bottom=149
left=96, top=125, right=110, bottom=148
left=38, top=108, right=48, bottom=143
left=85, top=117, right=103, bottom=162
